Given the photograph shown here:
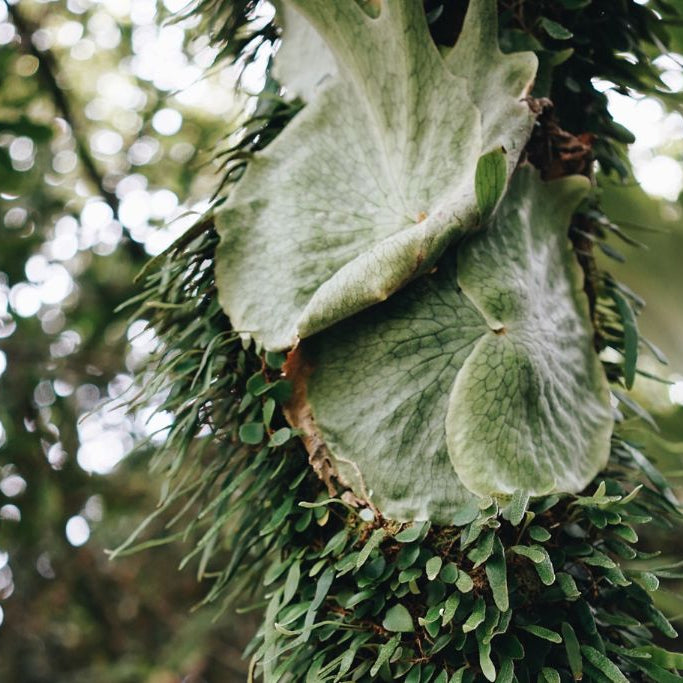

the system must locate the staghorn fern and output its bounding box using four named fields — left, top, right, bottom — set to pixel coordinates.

left=117, top=0, right=683, bottom=680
